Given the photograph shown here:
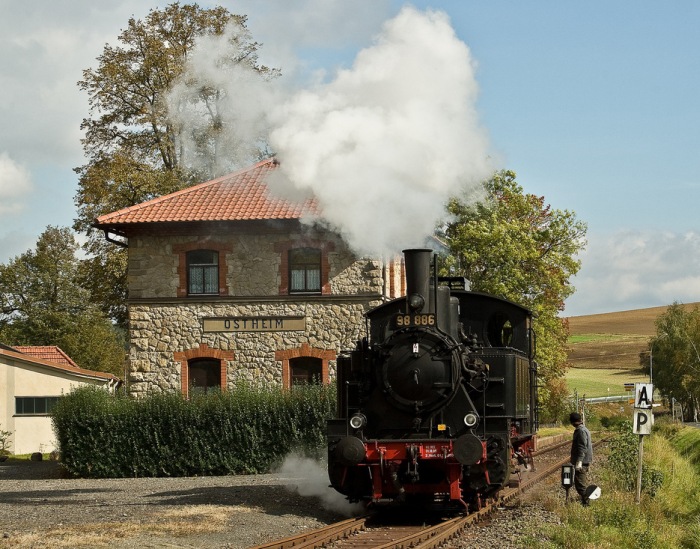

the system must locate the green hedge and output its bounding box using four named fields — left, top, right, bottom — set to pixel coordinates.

left=51, top=384, right=335, bottom=478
